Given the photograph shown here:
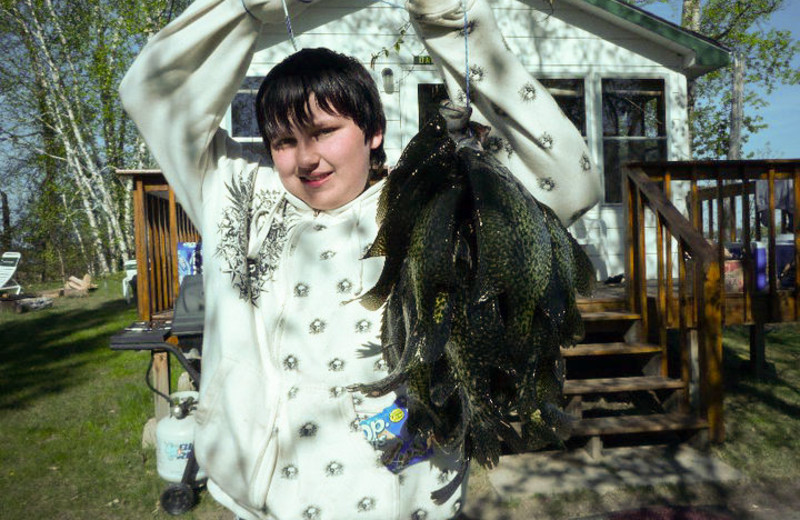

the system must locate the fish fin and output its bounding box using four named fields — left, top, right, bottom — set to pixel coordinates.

left=382, top=342, right=402, bottom=370
left=358, top=288, right=390, bottom=312
left=379, top=442, right=404, bottom=467
left=347, top=368, right=408, bottom=397
left=469, top=410, right=503, bottom=468
left=541, top=402, right=575, bottom=442
left=437, top=388, right=470, bottom=455
left=496, top=419, right=525, bottom=454
left=570, top=233, right=596, bottom=296
left=349, top=327, right=421, bottom=397
left=431, top=458, right=470, bottom=505
left=363, top=226, right=389, bottom=258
